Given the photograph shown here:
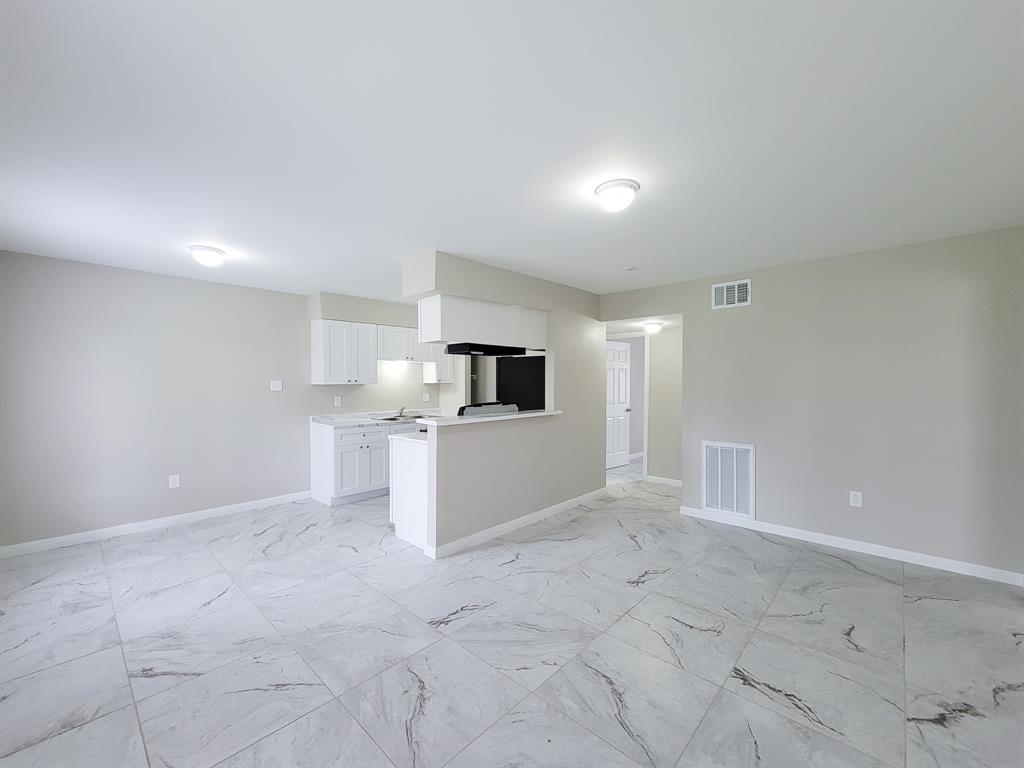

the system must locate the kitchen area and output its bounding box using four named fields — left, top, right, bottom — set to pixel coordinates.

left=309, top=290, right=561, bottom=557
